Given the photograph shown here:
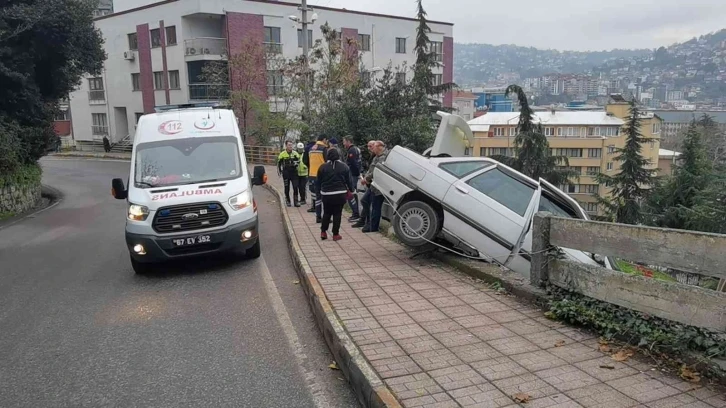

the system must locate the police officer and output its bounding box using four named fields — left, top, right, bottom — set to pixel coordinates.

left=277, top=140, right=301, bottom=207
left=295, top=142, right=308, bottom=206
